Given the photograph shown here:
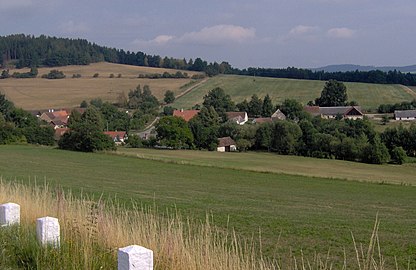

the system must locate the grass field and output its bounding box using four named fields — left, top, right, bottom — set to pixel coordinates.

left=116, top=148, right=416, bottom=185
left=172, top=75, right=414, bottom=111
left=0, top=145, right=415, bottom=268
left=0, top=62, right=202, bottom=110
